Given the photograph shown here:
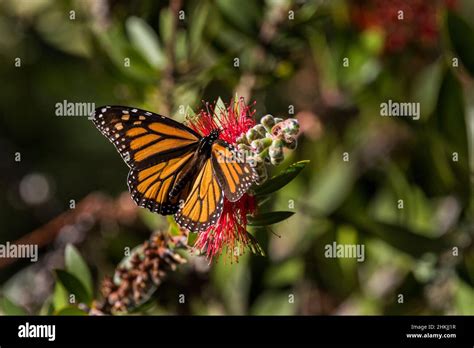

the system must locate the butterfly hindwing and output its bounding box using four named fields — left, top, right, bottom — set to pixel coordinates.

left=174, top=158, right=224, bottom=232
left=211, top=139, right=258, bottom=202
left=128, top=152, right=196, bottom=215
